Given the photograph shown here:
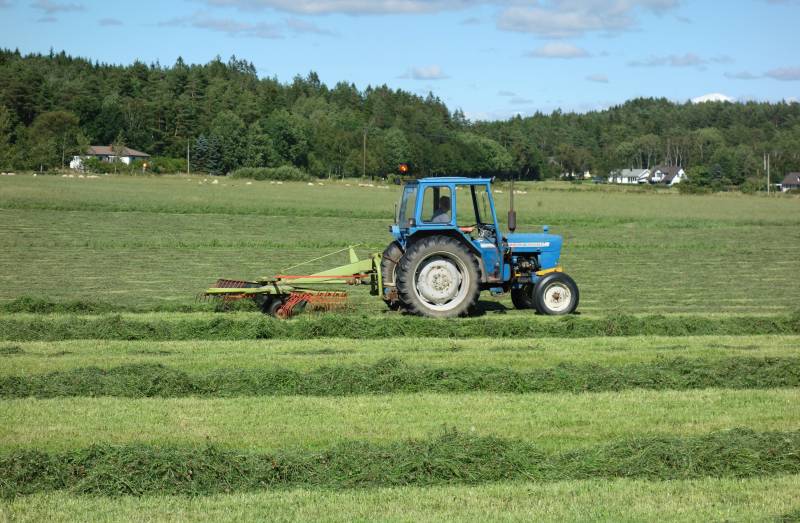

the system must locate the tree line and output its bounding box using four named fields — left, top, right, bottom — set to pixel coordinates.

left=1, top=48, right=799, bottom=189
